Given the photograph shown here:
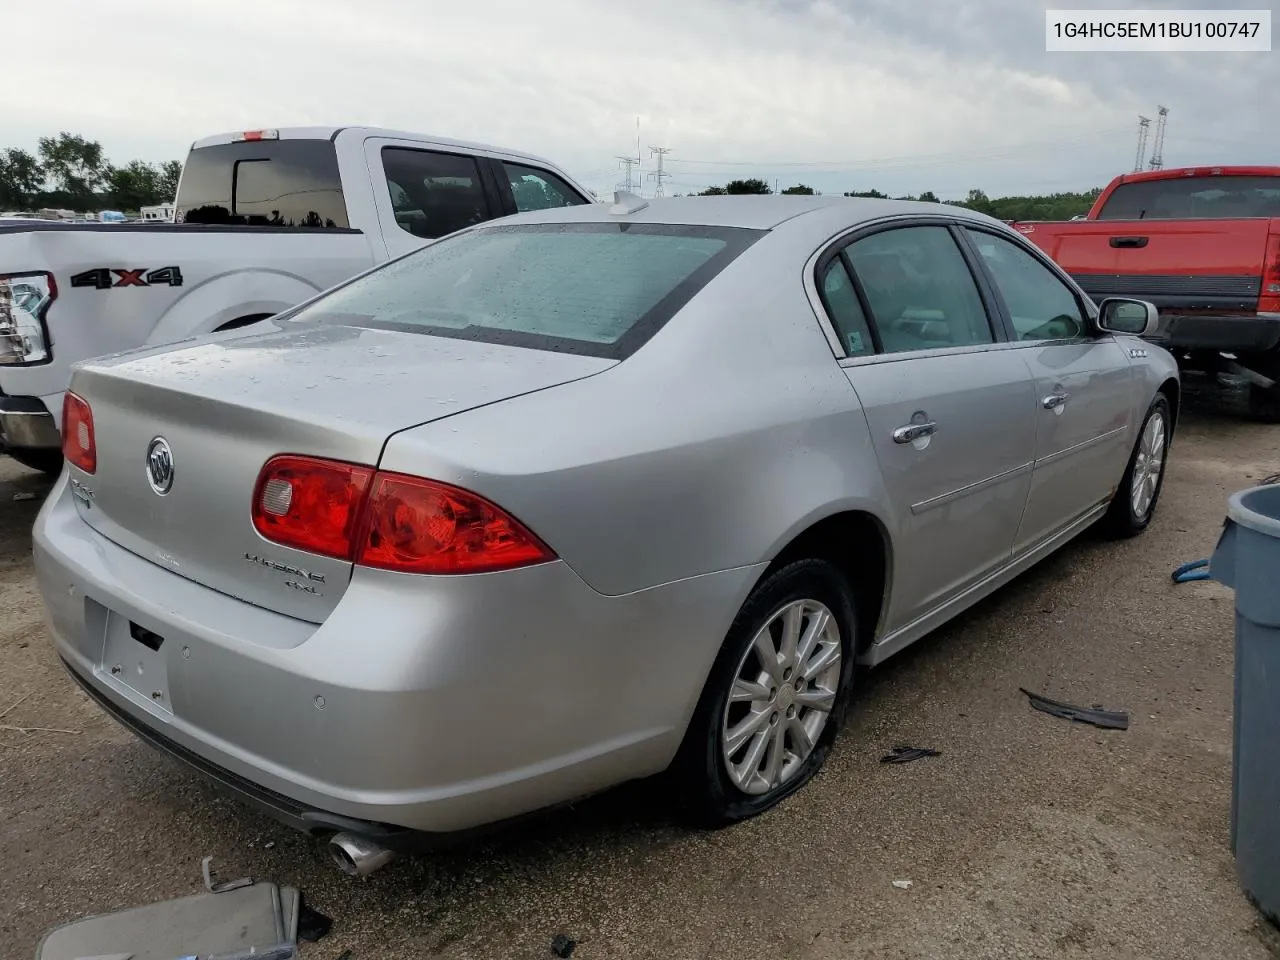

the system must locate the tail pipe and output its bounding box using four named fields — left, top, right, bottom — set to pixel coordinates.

left=327, top=831, right=397, bottom=877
